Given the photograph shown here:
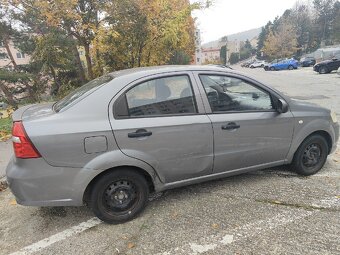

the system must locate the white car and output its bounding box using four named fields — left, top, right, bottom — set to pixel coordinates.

left=250, top=60, right=266, bottom=68
left=337, top=67, right=340, bottom=75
